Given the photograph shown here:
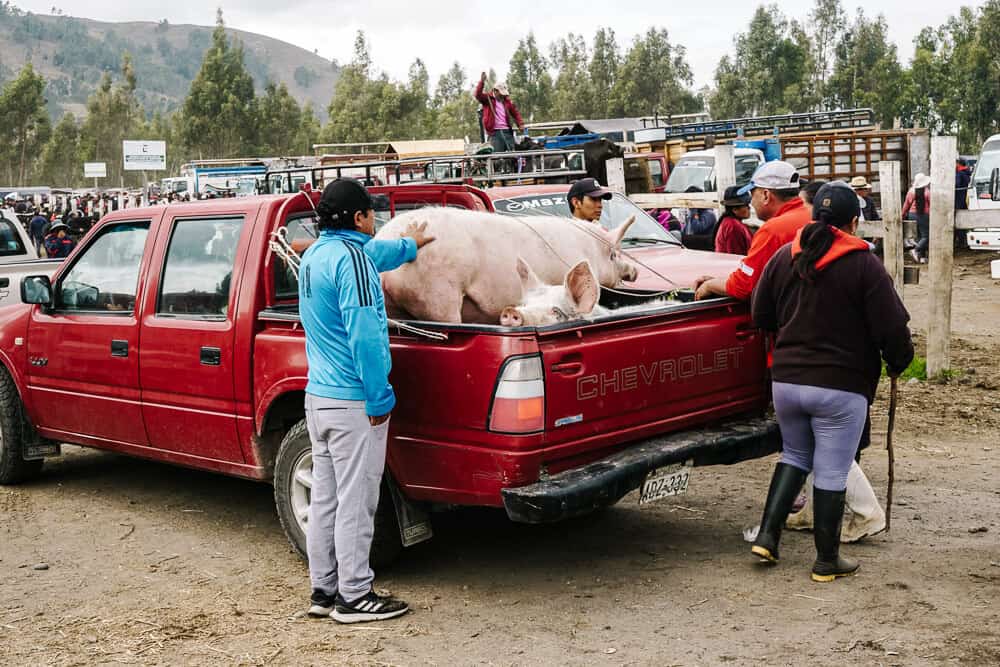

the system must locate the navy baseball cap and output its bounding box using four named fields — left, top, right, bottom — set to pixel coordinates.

left=567, top=178, right=613, bottom=203
left=812, top=181, right=860, bottom=222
